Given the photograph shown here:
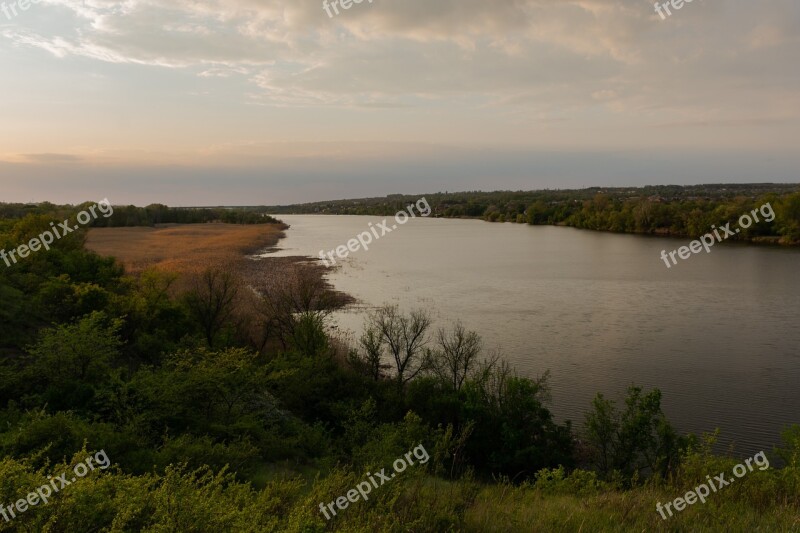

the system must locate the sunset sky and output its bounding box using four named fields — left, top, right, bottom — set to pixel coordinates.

left=1, top=0, right=798, bottom=205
